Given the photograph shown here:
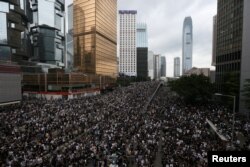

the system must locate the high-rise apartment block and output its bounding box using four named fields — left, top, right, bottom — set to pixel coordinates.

left=136, top=23, right=148, bottom=78
left=119, top=10, right=137, bottom=76
left=174, top=57, right=180, bottom=77
left=74, top=0, right=117, bottom=77
left=182, top=16, right=193, bottom=74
